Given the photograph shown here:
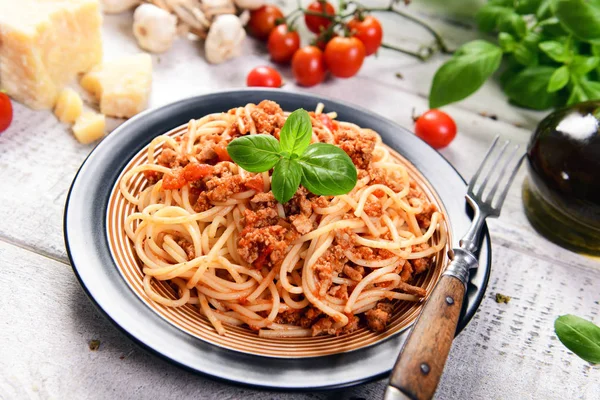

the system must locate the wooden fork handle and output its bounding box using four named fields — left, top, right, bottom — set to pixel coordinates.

left=385, top=275, right=466, bottom=400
